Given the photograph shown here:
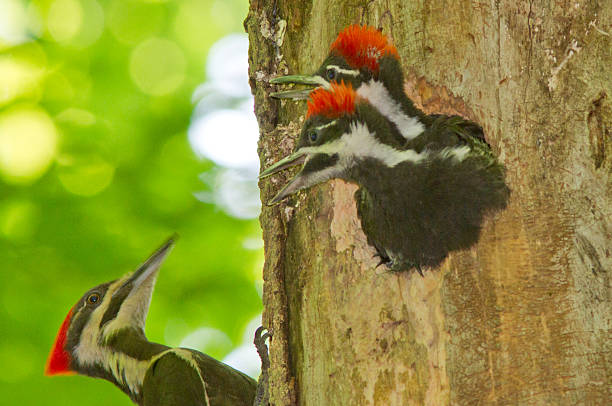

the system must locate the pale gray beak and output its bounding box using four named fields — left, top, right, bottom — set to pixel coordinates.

left=269, top=74, right=324, bottom=99
left=112, top=234, right=177, bottom=330
left=259, top=151, right=307, bottom=179
left=260, top=151, right=311, bottom=205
